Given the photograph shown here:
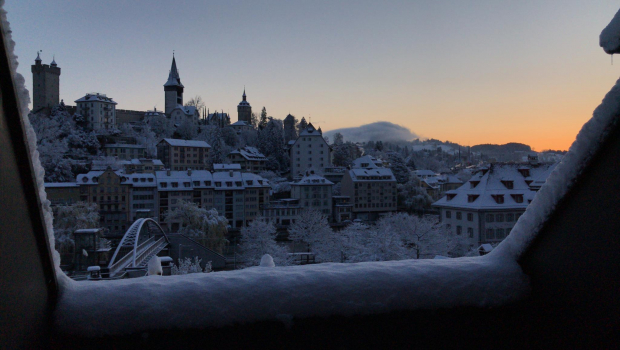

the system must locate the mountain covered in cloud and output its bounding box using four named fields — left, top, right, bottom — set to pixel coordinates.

left=324, top=121, right=418, bottom=143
